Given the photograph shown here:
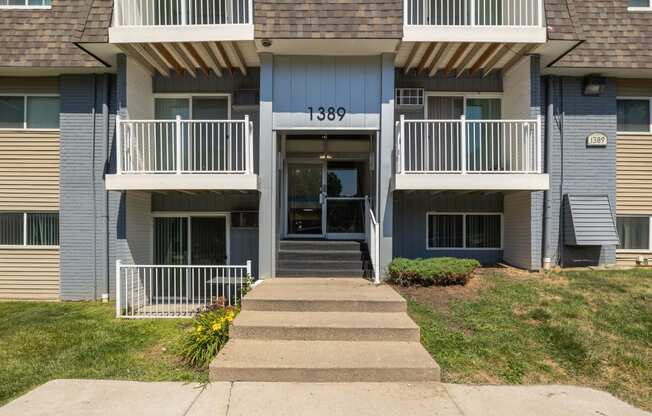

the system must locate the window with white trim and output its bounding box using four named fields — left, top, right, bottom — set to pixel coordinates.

left=617, top=216, right=651, bottom=250
left=617, top=98, right=652, bottom=133
left=0, top=95, right=60, bottom=129
left=0, top=0, right=51, bottom=8
left=0, top=212, right=59, bottom=247
left=427, top=213, right=502, bottom=250
left=628, top=0, right=652, bottom=10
